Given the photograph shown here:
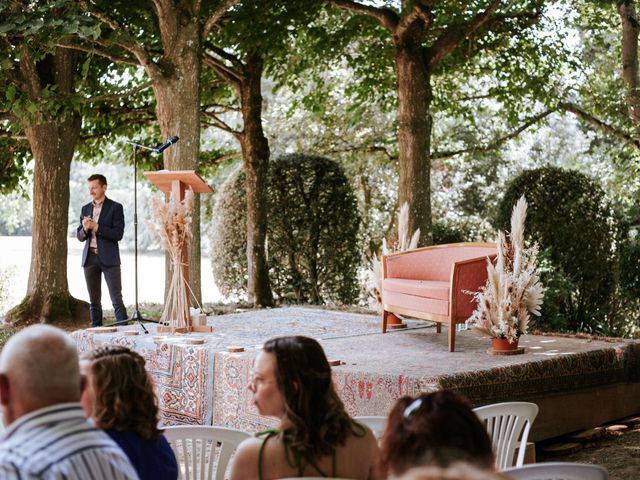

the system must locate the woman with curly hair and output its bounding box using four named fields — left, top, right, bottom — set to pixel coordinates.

left=380, top=390, right=495, bottom=478
left=80, top=346, right=178, bottom=480
left=230, top=336, right=380, bottom=480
